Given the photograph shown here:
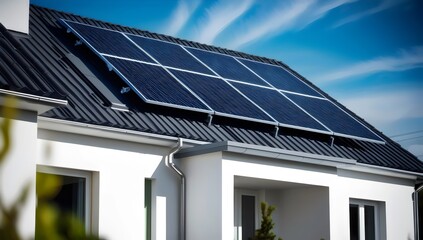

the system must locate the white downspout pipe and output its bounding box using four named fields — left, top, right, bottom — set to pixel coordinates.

left=166, top=138, right=185, bottom=240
